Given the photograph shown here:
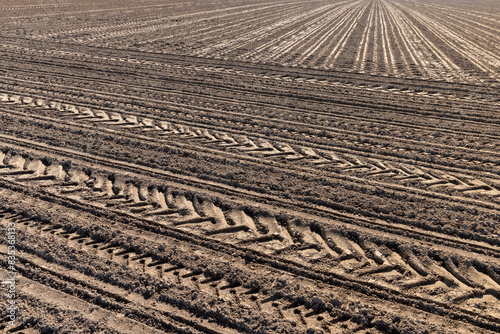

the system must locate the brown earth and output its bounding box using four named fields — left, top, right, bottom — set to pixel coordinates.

left=0, top=0, right=499, bottom=333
